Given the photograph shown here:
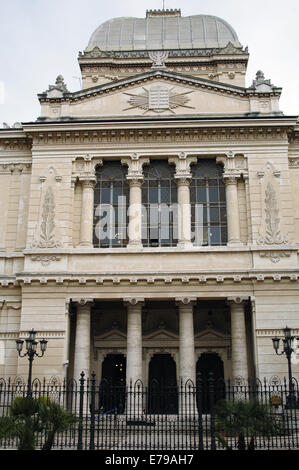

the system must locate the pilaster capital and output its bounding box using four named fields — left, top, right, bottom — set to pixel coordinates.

left=6, top=300, right=22, bottom=310
left=217, top=152, right=248, bottom=181
left=227, top=296, right=248, bottom=307
left=72, top=155, right=102, bottom=180
left=72, top=297, right=94, bottom=308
